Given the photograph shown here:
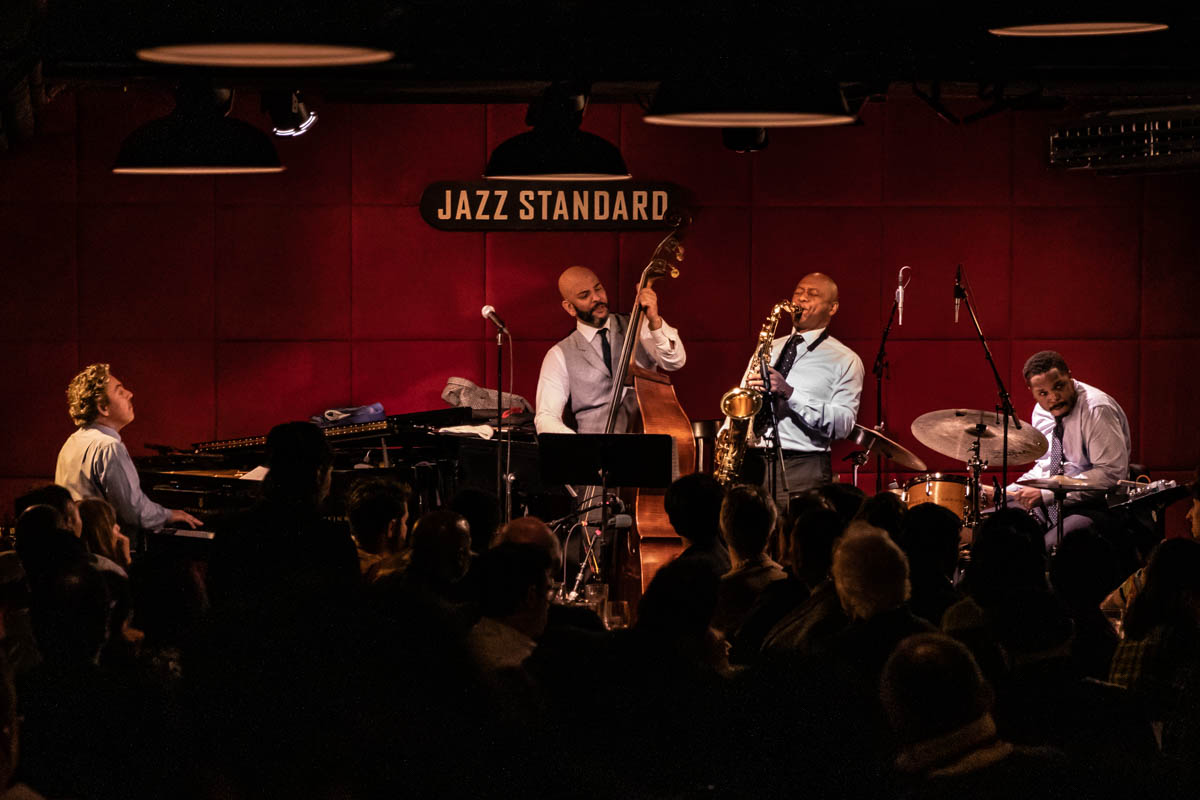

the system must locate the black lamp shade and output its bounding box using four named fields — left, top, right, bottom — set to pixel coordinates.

left=113, top=114, right=284, bottom=174
left=484, top=129, right=630, bottom=181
